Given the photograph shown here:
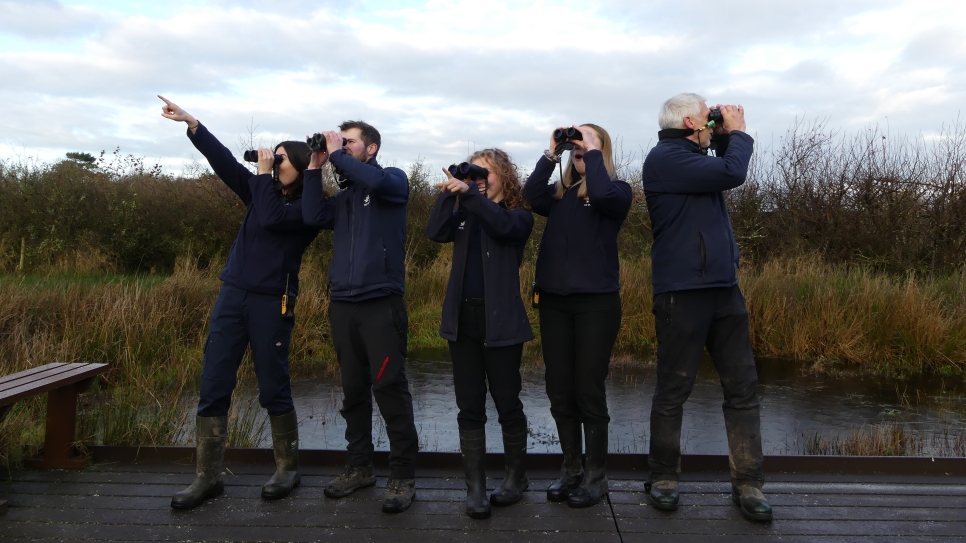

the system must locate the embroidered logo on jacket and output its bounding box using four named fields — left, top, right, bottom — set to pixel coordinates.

left=364, top=195, right=371, bottom=206
left=583, top=197, right=591, bottom=207
left=458, top=220, right=466, bottom=230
